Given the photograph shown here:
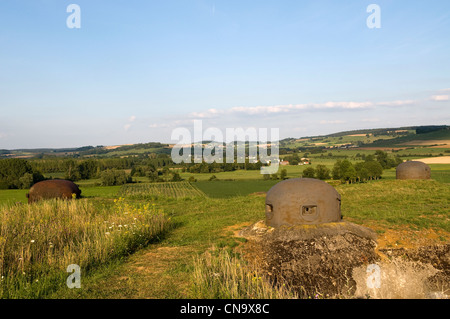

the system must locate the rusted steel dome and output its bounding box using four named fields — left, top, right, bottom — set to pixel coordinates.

left=396, top=161, right=431, bottom=180
left=265, top=178, right=341, bottom=227
left=27, top=179, right=81, bottom=203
